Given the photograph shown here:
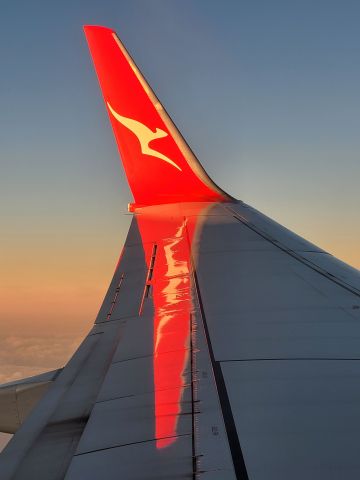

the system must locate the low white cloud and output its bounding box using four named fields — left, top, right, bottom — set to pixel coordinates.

left=0, top=334, right=82, bottom=384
